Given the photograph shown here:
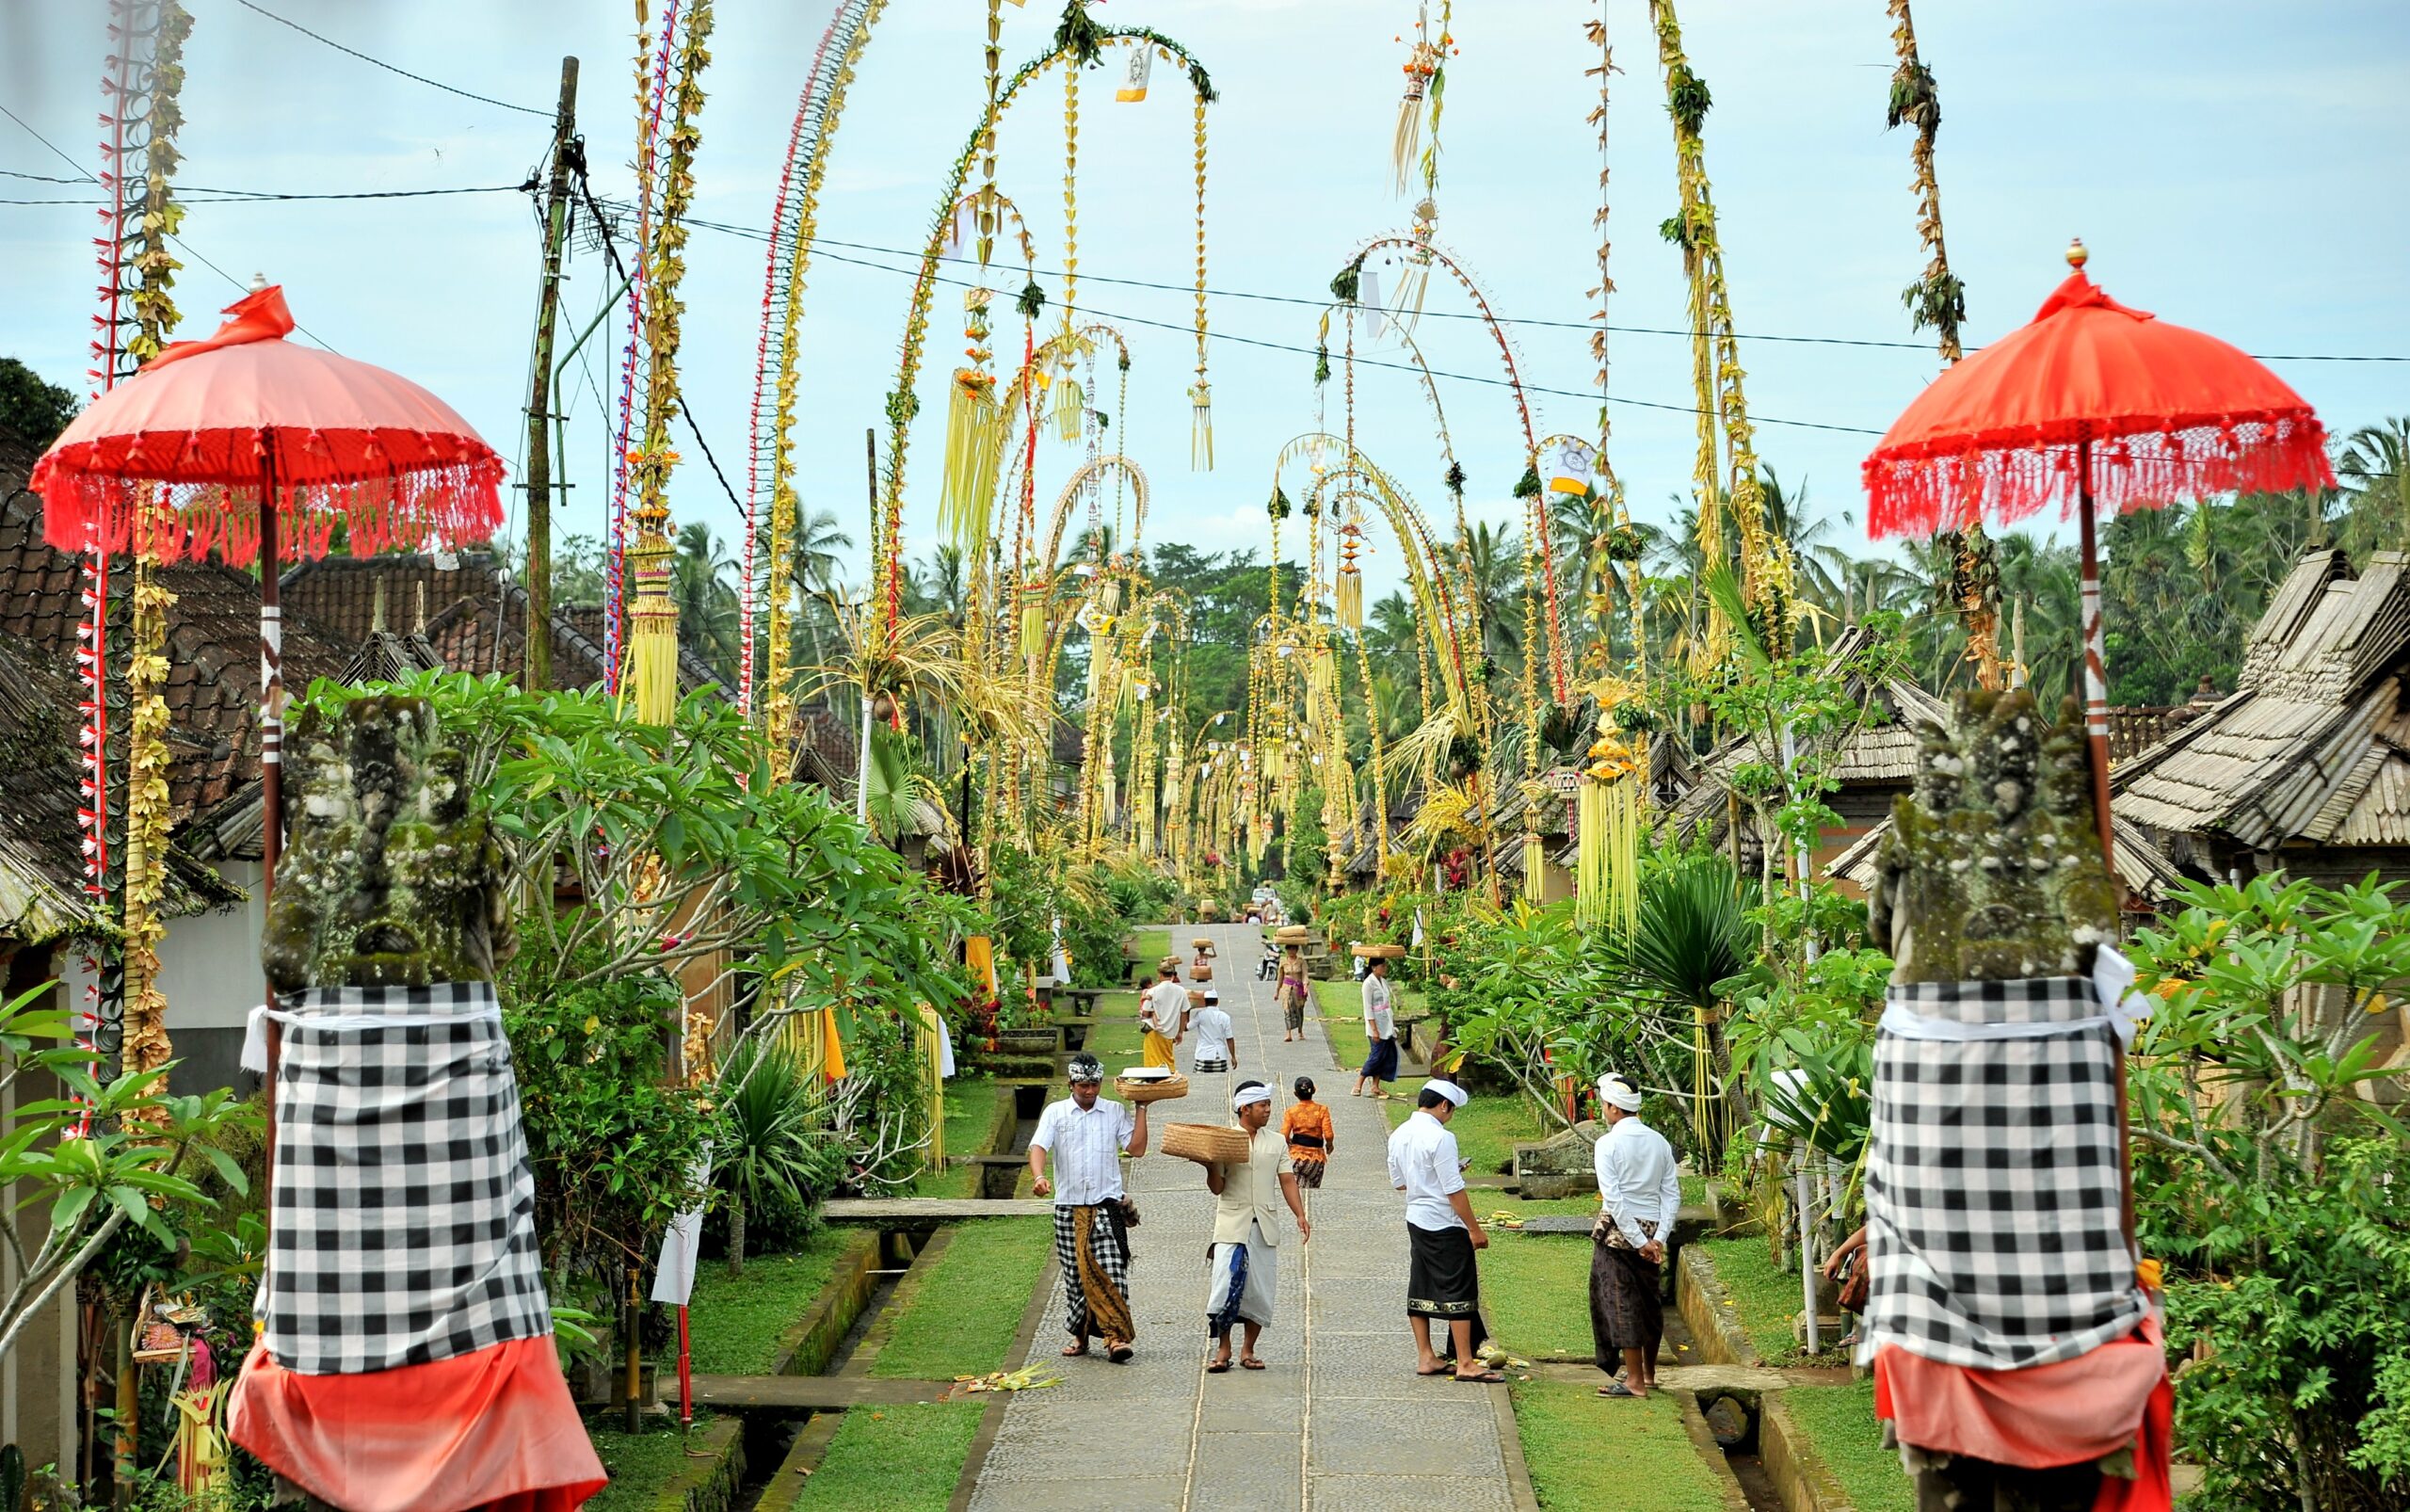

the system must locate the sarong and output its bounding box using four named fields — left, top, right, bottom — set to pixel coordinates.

left=1206, top=1221, right=1277, bottom=1339
left=1288, top=1157, right=1326, bottom=1190
left=1406, top=1222, right=1487, bottom=1359
left=1589, top=1216, right=1663, bottom=1367
left=1143, top=1029, right=1177, bottom=1069
left=1052, top=1201, right=1136, bottom=1343
left=1359, top=1036, right=1399, bottom=1083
